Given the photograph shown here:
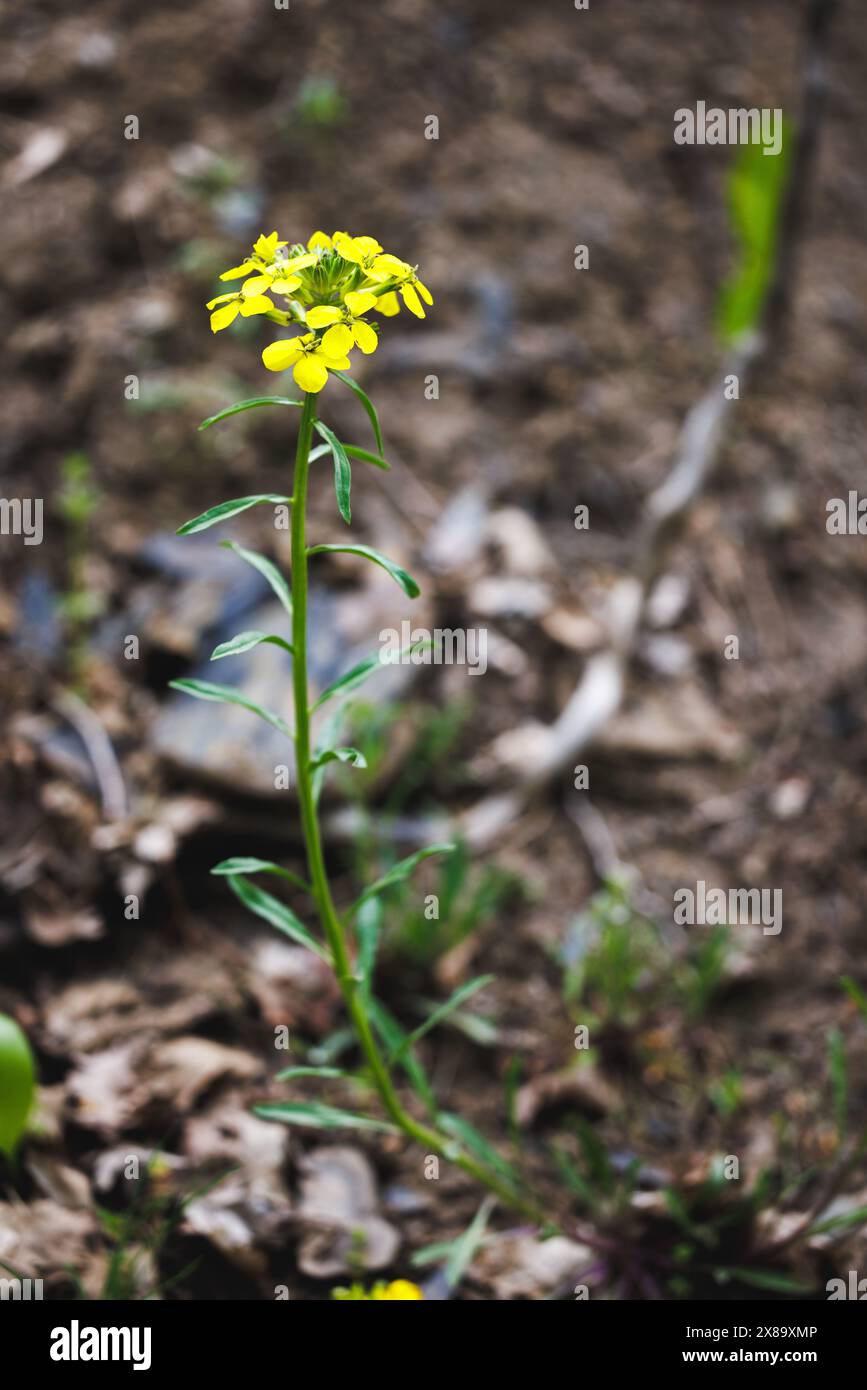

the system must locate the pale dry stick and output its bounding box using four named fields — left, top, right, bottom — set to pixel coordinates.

left=462, top=0, right=836, bottom=852
left=51, top=687, right=128, bottom=822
